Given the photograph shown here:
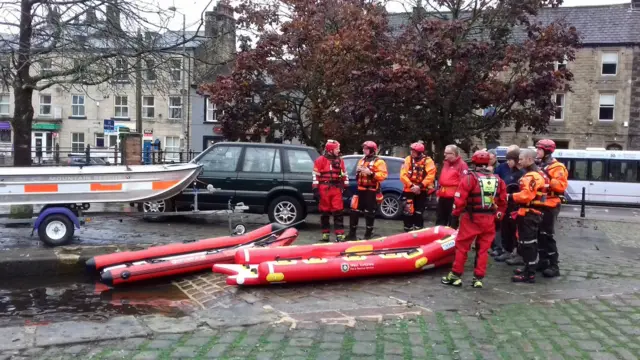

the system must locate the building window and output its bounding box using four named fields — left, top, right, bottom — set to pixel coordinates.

left=0, top=94, right=9, bottom=115
left=39, top=94, right=52, bottom=116
left=95, top=133, right=118, bottom=148
left=169, top=96, right=182, bottom=120
left=145, top=60, right=156, bottom=81
left=40, top=59, right=52, bottom=76
left=0, top=130, right=10, bottom=143
left=206, top=98, right=218, bottom=122
left=553, top=94, right=564, bottom=121
left=601, top=53, right=618, bottom=76
left=72, top=95, right=85, bottom=117
left=114, top=95, right=129, bottom=118
left=599, top=94, right=615, bottom=121
left=142, top=96, right=155, bottom=118
left=170, top=59, right=181, bottom=81
left=115, top=59, right=128, bottom=81
left=71, top=132, right=85, bottom=153
left=164, top=136, right=180, bottom=162
left=555, top=58, right=567, bottom=71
